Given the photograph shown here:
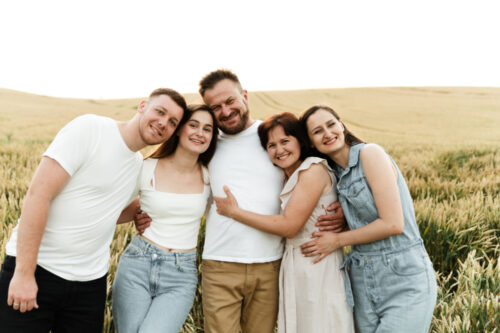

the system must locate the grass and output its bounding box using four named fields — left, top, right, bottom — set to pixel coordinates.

left=1, top=87, right=499, bottom=332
